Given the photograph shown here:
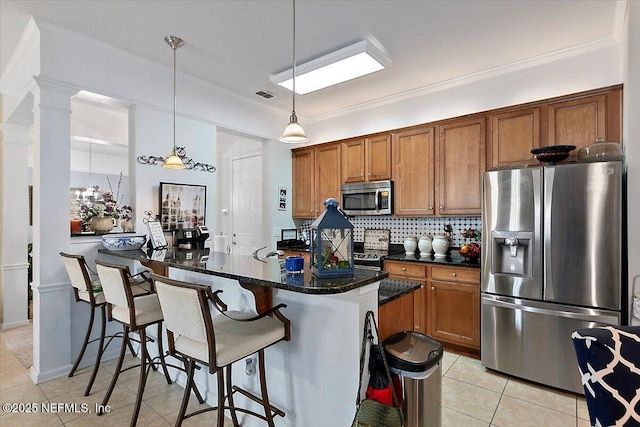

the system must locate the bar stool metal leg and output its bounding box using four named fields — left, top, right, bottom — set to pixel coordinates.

left=217, top=370, right=225, bottom=427
left=226, top=366, right=240, bottom=426
left=175, top=359, right=196, bottom=427
left=99, top=325, right=130, bottom=415
left=156, top=323, right=172, bottom=384
left=69, top=303, right=97, bottom=378
left=258, top=349, right=276, bottom=427
left=131, top=328, right=149, bottom=427
left=83, top=305, right=107, bottom=396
